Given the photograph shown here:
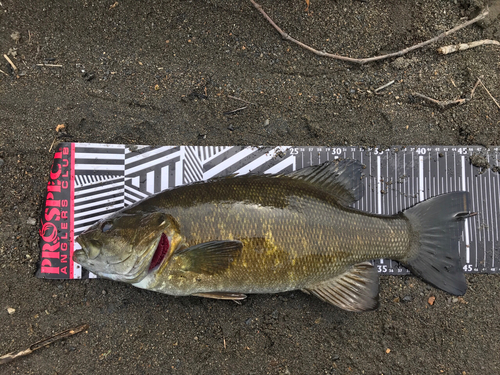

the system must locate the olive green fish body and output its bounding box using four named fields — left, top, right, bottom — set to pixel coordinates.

left=137, top=176, right=410, bottom=296
left=74, top=160, right=473, bottom=311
